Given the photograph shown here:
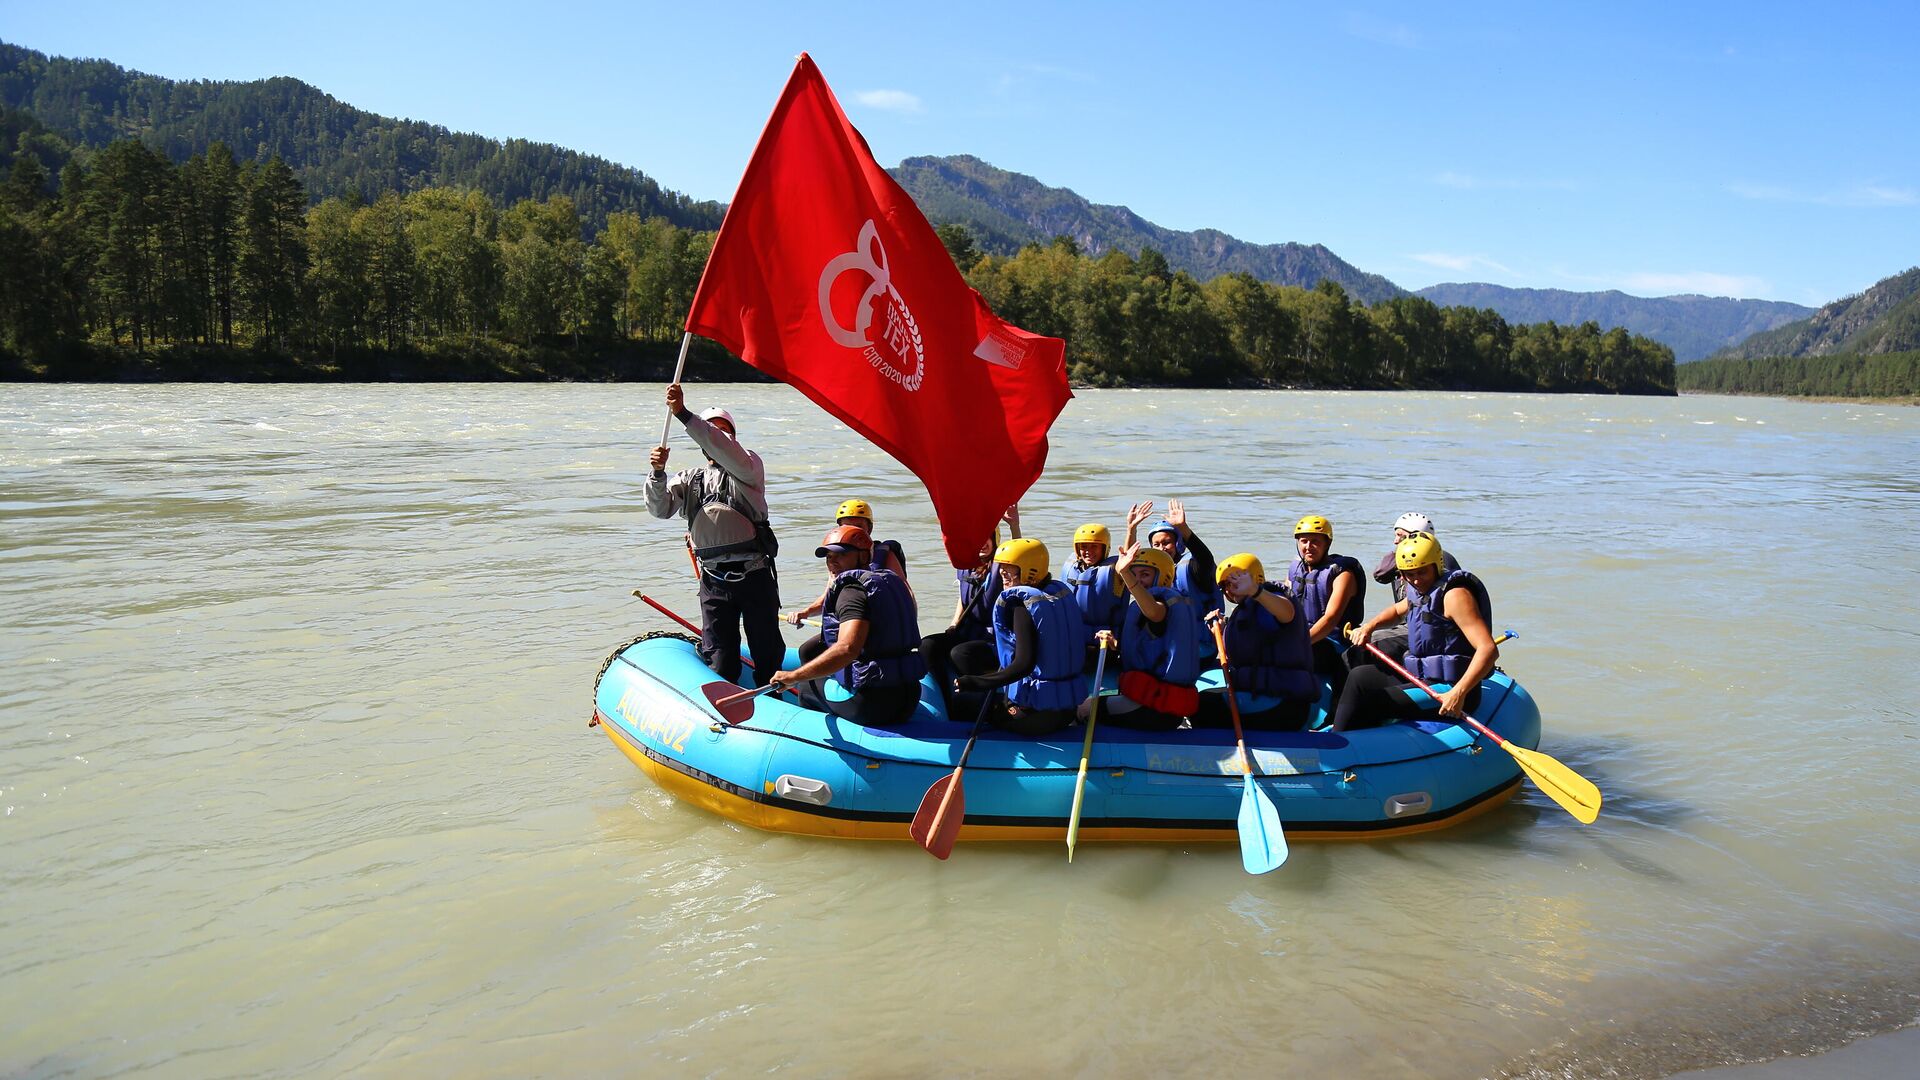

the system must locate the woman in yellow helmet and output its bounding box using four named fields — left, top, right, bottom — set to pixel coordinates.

left=946, top=537, right=1090, bottom=736
left=1081, top=541, right=1204, bottom=730
left=785, top=498, right=908, bottom=626
left=1335, top=533, right=1497, bottom=732
left=1060, top=520, right=1126, bottom=671
left=1197, top=553, right=1319, bottom=731
left=1359, top=512, right=1462, bottom=672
